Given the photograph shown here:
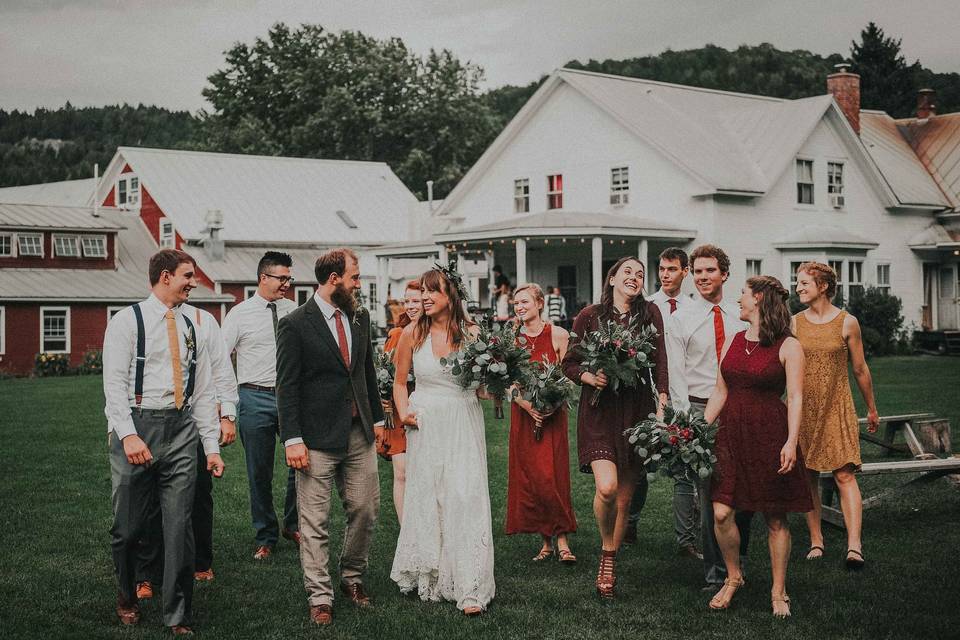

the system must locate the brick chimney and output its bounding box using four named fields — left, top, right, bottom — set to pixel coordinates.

left=917, top=88, right=937, bottom=119
left=827, top=63, right=860, bottom=135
